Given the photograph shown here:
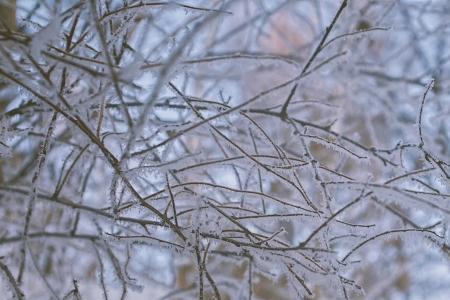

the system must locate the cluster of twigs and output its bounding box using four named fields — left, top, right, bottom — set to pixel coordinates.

left=1, top=0, right=450, bottom=299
